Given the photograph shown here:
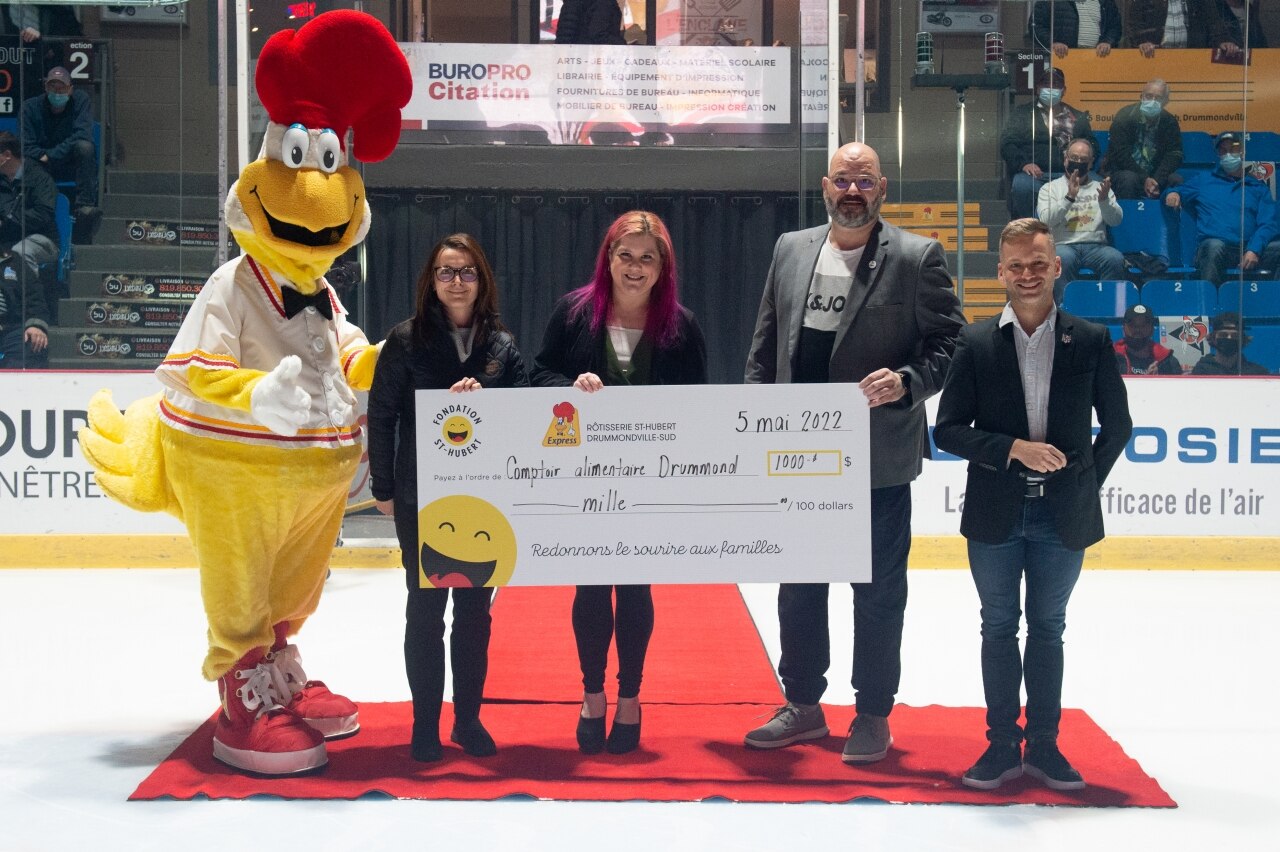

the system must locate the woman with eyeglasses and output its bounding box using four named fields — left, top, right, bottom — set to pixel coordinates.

left=531, top=210, right=707, bottom=755
left=367, top=233, right=529, bottom=762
